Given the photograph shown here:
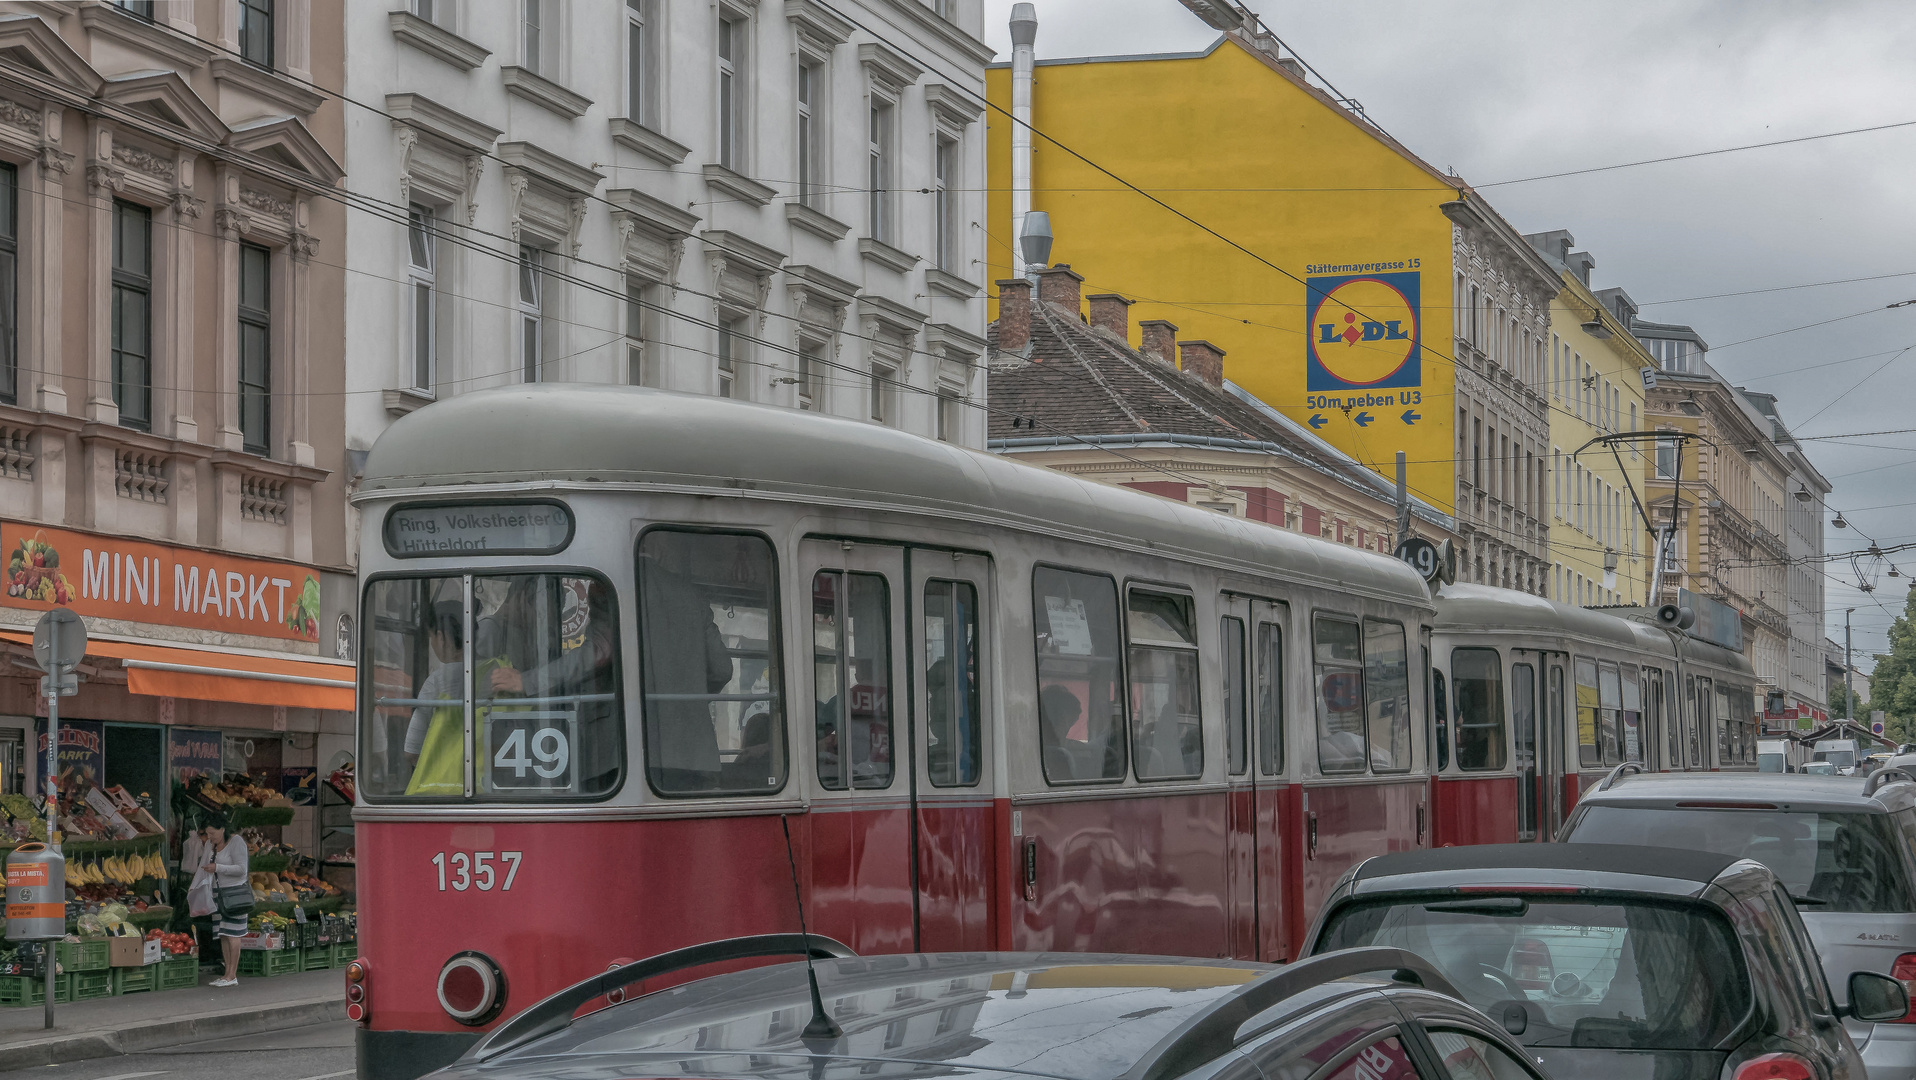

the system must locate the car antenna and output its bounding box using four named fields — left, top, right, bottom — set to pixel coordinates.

left=781, top=814, right=843, bottom=1041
